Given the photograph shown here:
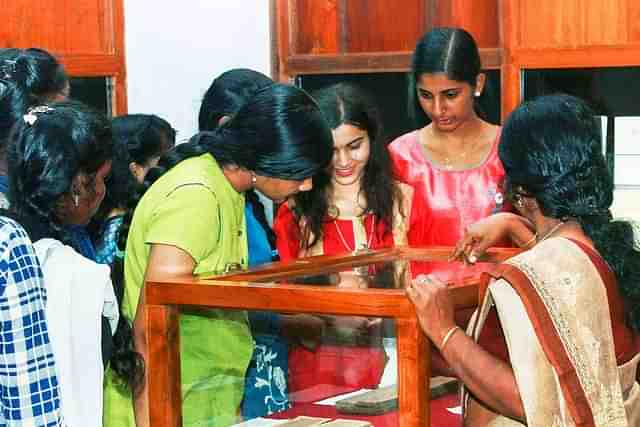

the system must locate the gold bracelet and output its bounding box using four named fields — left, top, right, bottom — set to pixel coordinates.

left=522, top=233, right=538, bottom=248
left=440, top=325, right=462, bottom=353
